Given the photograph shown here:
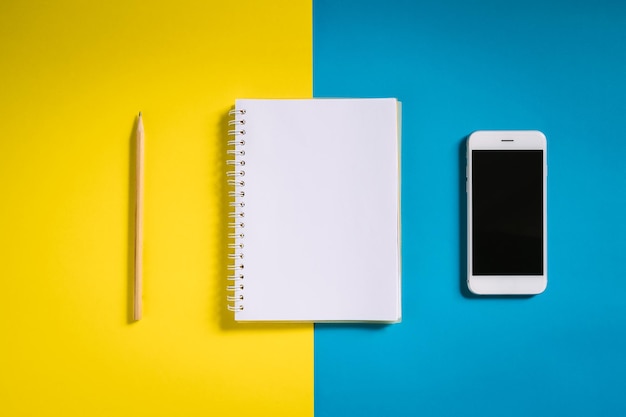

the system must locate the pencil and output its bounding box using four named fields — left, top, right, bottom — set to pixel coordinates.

left=134, top=112, right=144, bottom=321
